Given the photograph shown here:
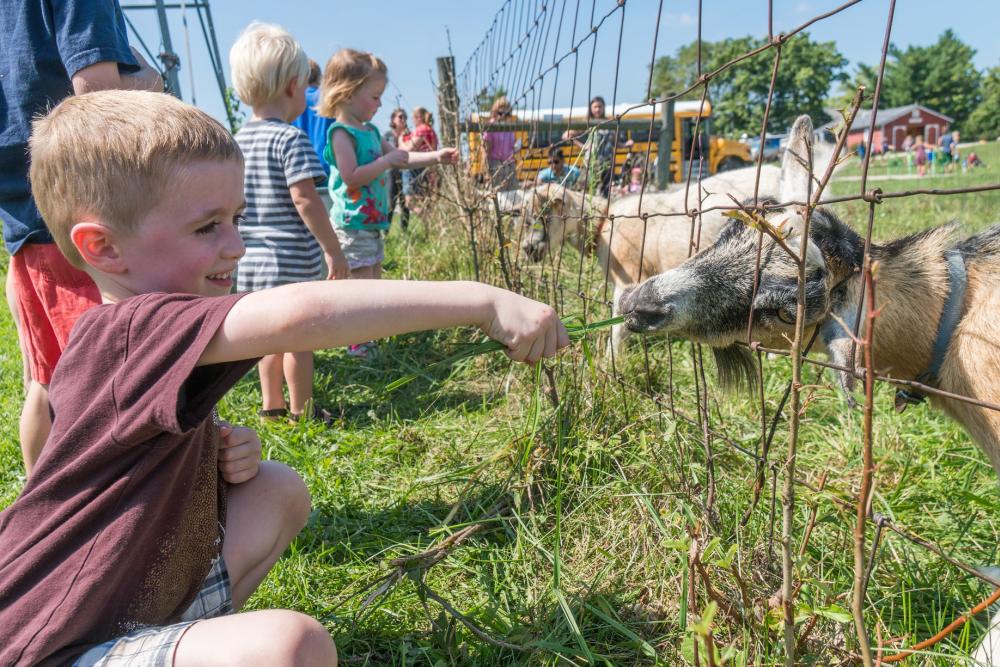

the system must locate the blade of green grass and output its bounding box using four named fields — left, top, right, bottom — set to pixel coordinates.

left=383, top=315, right=625, bottom=392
